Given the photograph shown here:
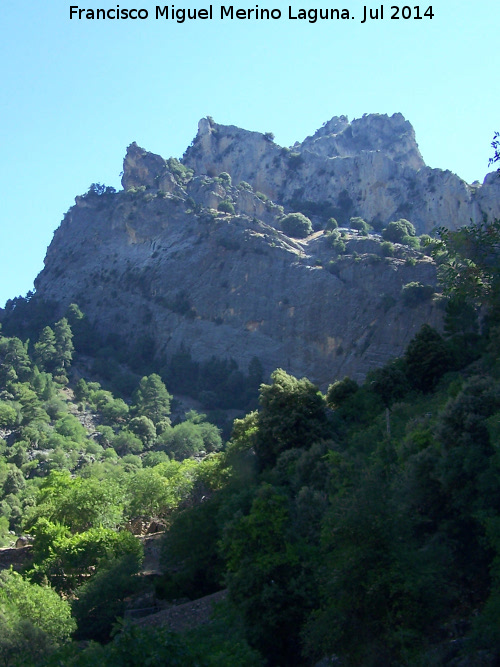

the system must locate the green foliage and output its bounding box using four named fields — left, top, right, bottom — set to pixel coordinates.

left=221, top=483, right=312, bottom=664
left=218, top=171, right=232, bottom=186
left=401, top=281, right=435, bottom=306
left=0, top=336, right=32, bottom=387
left=326, top=229, right=346, bottom=254
left=433, top=219, right=500, bottom=322
left=0, top=402, right=17, bottom=428
left=113, top=429, right=143, bottom=456
left=382, top=218, right=417, bottom=243
left=128, top=415, right=157, bottom=448
left=28, top=522, right=143, bottom=592
left=72, top=555, right=142, bottom=642
left=53, top=318, right=74, bottom=375
left=125, top=464, right=195, bottom=518
left=159, top=497, right=225, bottom=600
left=255, top=369, right=327, bottom=468
left=281, top=212, right=313, bottom=238
left=380, top=240, right=394, bottom=256
left=34, top=326, right=57, bottom=373
left=325, top=217, right=338, bottom=231
left=133, top=373, right=172, bottom=424
left=166, top=157, right=193, bottom=184
left=0, top=569, right=75, bottom=663
left=165, top=350, right=261, bottom=410
left=405, top=324, right=452, bottom=392
left=326, top=376, right=359, bottom=409
left=26, top=471, right=124, bottom=532
left=218, top=199, right=235, bottom=214
left=33, top=318, right=74, bottom=377
left=367, top=359, right=410, bottom=408
left=159, top=420, right=204, bottom=460
left=49, top=623, right=204, bottom=666
left=349, top=216, right=371, bottom=235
